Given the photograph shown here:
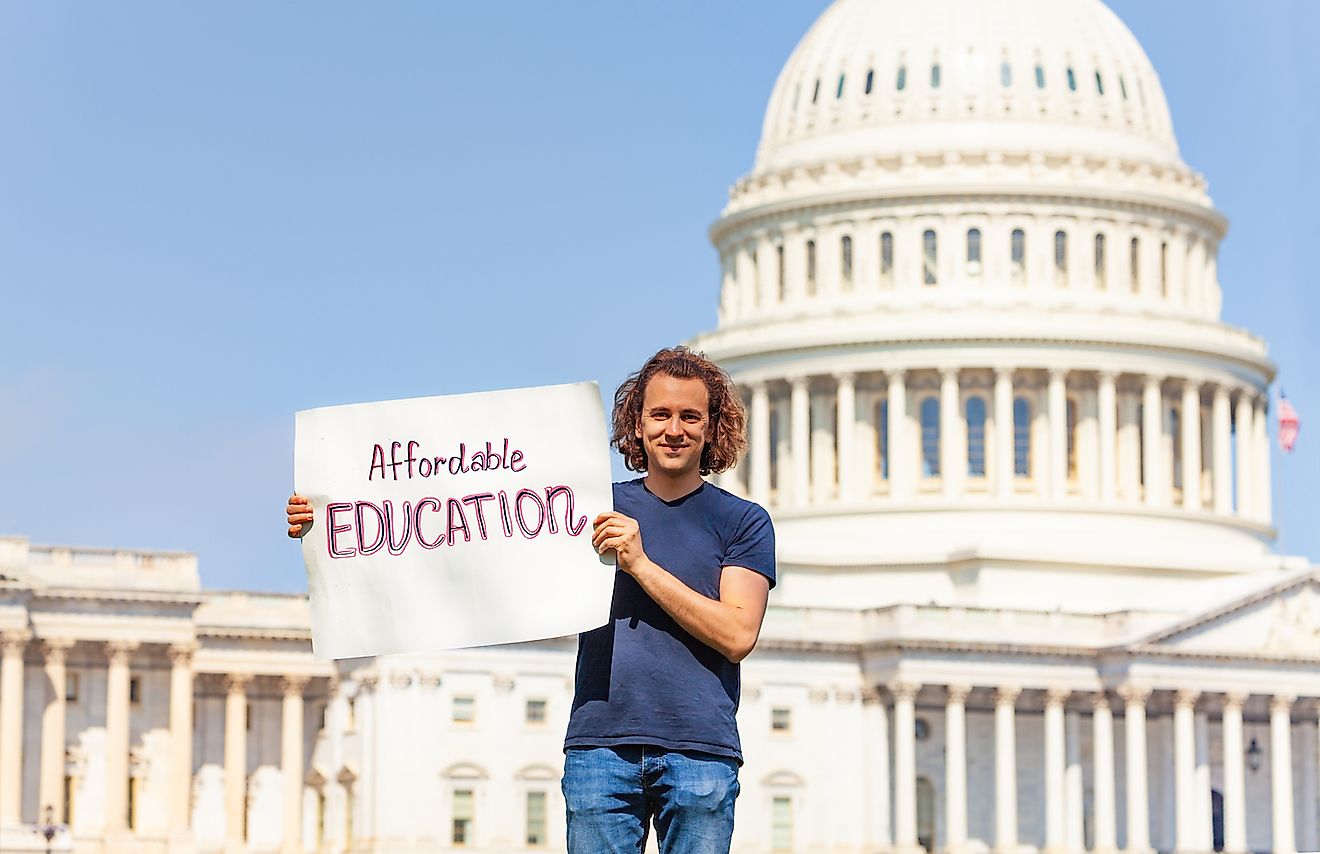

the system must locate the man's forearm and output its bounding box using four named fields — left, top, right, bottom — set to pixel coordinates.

left=625, top=558, right=762, bottom=663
